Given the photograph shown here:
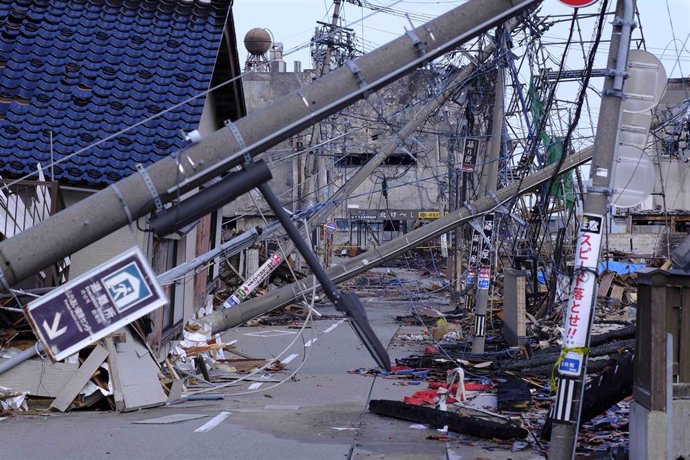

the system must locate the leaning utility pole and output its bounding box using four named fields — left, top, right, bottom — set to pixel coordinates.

left=472, top=27, right=506, bottom=353
left=218, top=22, right=516, bottom=310
left=548, top=0, right=635, bottom=458
left=305, top=37, right=506, bottom=230
left=0, top=0, right=541, bottom=293
left=207, top=145, right=593, bottom=334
